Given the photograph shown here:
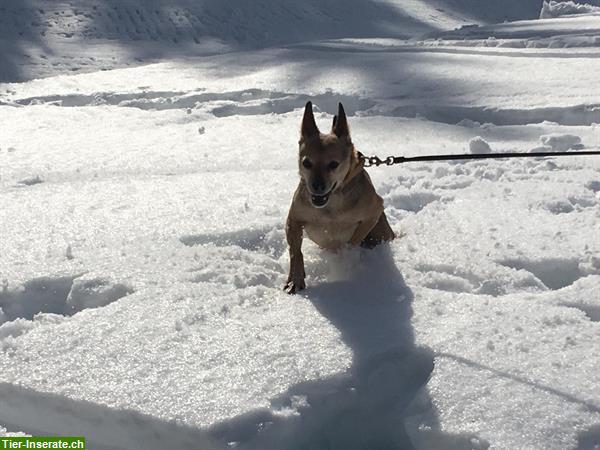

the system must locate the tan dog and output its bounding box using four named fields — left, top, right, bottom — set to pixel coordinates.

left=284, top=101, right=395, bottom=294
